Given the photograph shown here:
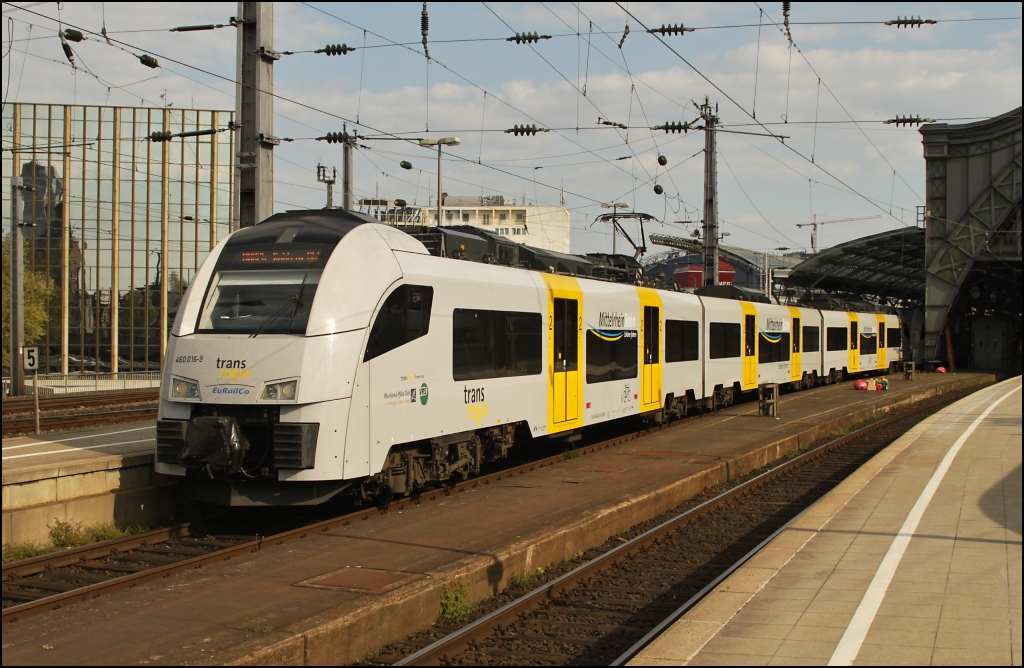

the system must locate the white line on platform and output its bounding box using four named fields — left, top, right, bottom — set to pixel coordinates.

left=1, top=425, right=153, bottom=451
left=827, top=380, right=1022, bottom=666
left=1, top=438, right=154, bottom=461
